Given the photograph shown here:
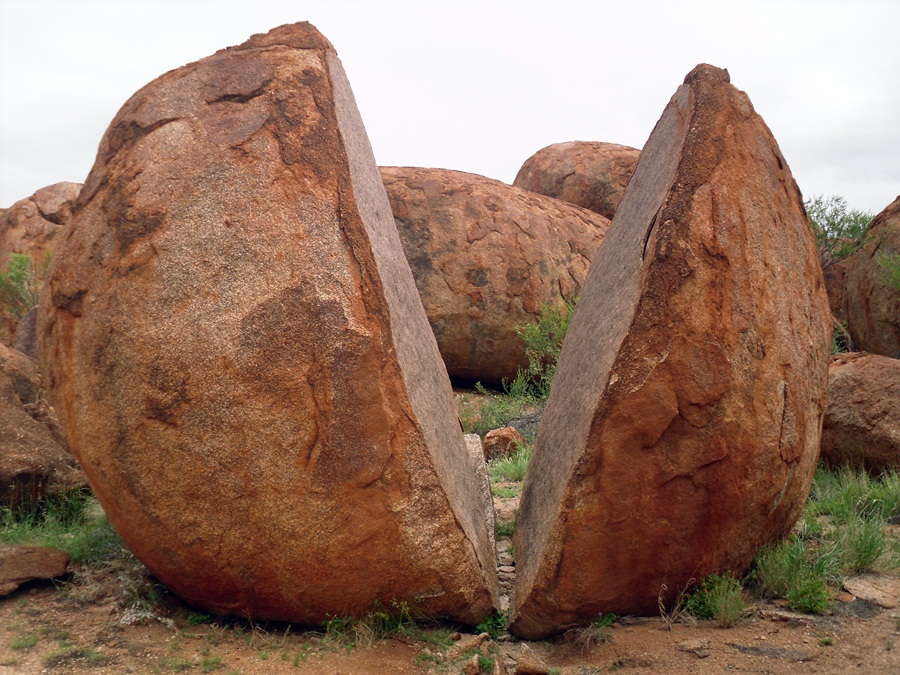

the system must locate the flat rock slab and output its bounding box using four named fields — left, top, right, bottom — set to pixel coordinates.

left=0, top=544, right=70, bottom=596
left=843, top=574, right=900, bottom=609
left=509, top=64, right=831, bottom=638
left=38, top=23, right=496, bottom=625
